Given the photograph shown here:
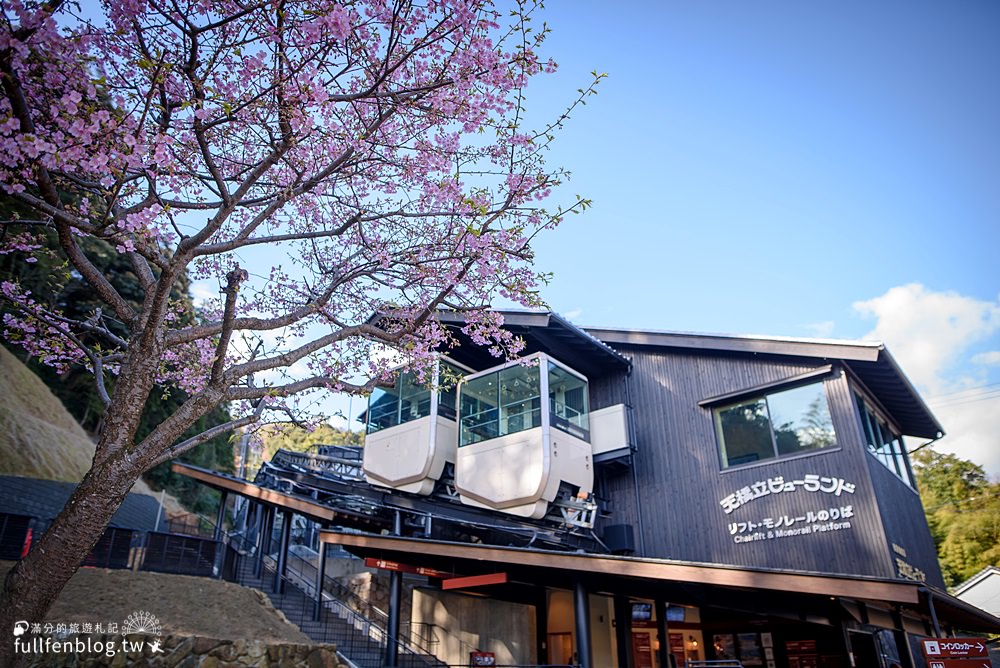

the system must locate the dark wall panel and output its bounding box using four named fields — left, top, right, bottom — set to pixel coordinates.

left=600, top=345, right=937, bottom=580
left=588, top=370, right=627, bottom=412
left=867, top=455, right=946, bottom=588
